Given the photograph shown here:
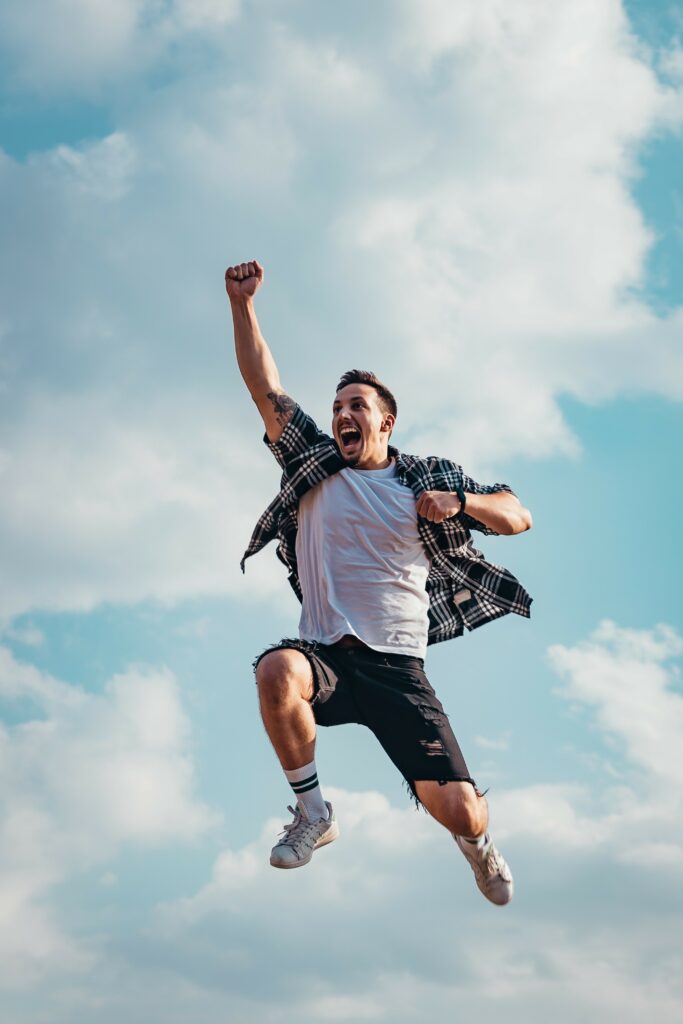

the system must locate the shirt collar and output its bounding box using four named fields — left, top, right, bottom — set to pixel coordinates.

left=391, top=446, right=409, bottom=479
